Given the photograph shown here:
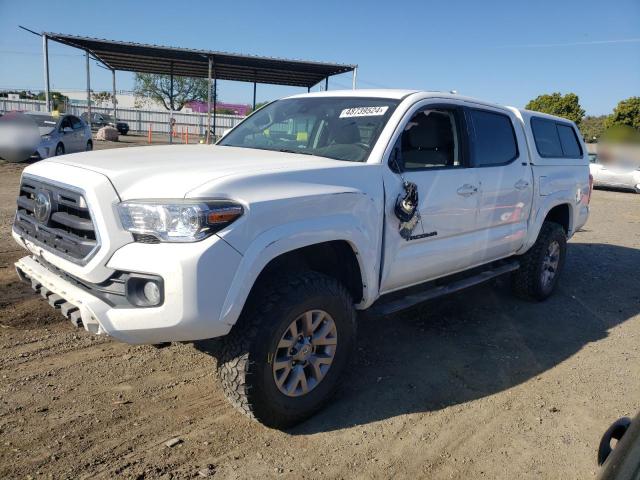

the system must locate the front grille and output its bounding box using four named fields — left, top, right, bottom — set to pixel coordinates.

left=13, top=177, right=99, bottom=263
